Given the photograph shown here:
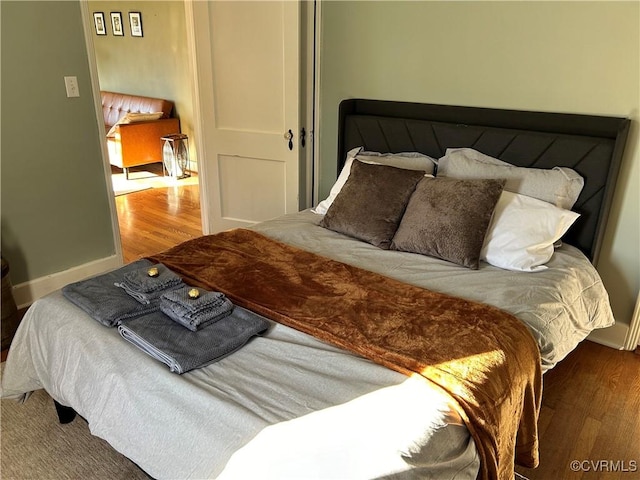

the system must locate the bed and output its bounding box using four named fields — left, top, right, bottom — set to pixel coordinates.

left=1, top=99, right=630, bottom=480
